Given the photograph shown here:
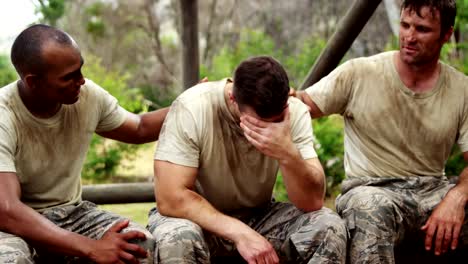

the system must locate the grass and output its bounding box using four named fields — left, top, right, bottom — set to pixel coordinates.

left=99, top=202, right=155, bottom=226
left=99, top=199, right=335, bottom=228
